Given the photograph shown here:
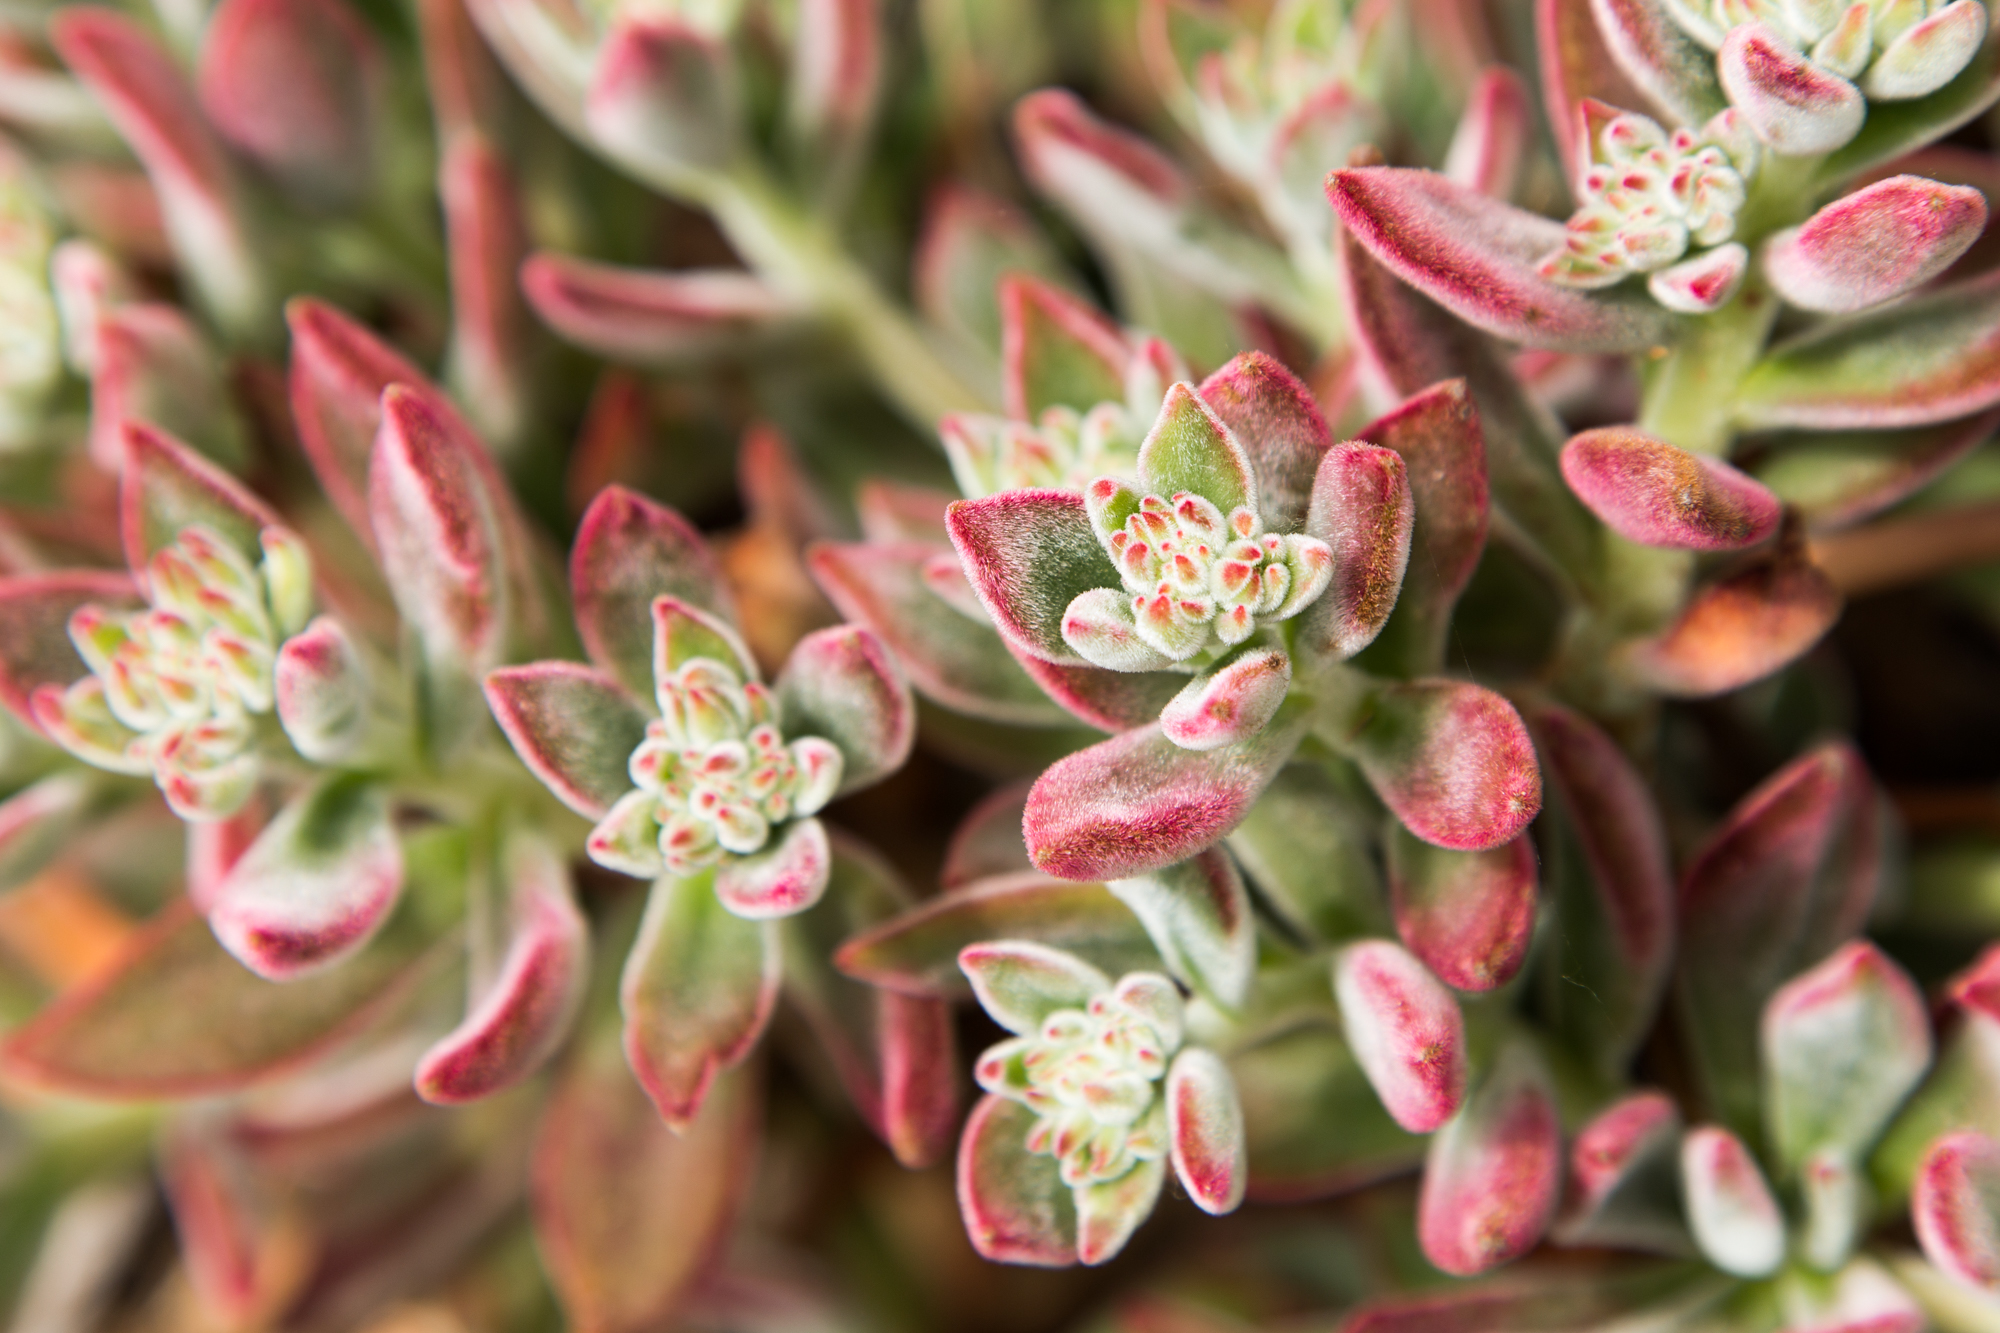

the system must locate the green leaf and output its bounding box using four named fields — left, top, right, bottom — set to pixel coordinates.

left=1107, top=848, right=1254, bottom=1011
left=1136, top=383, right=1255, bottom=517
